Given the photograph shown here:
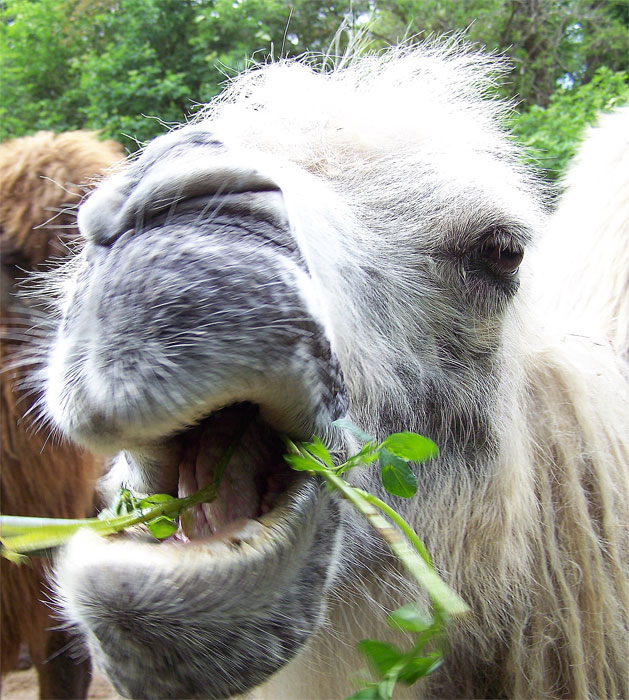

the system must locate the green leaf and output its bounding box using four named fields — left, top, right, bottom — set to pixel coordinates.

left=397, top=653, right=443, bottom=685
left=332, top=417, right=374, bottom=443
left=357, top=640, right=404, bottom=676
left=379, top=450, right=418, bottom=498
left=112, top=487, right=144, bottom=515
left=111, top=488, right=133, bottom=514
left=283, top=454, right=326, bottom=473
left=303, top=435, right=334, bottom=467
left=147, top=516, right=178, bottom=540
left=138, top=493, right=177, bottom=509
left=381, top=433, right=439, bottom=462
left=336, top=442, right=380, bottom=473
left=140, top=493, right=176, bottom=504
left=357, top=441, right=379, bottom=457
left=377, top=680, right=394, bottom=700
left=387, top=603, right=433, bottom=633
